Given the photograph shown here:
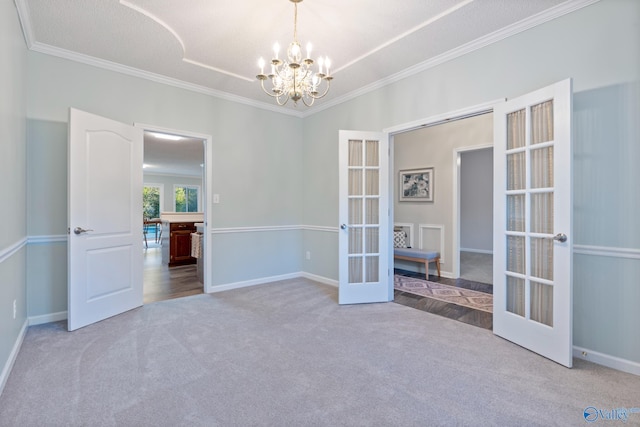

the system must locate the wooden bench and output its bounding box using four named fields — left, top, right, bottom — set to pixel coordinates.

left=393, top=248, right=441, bottom=277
